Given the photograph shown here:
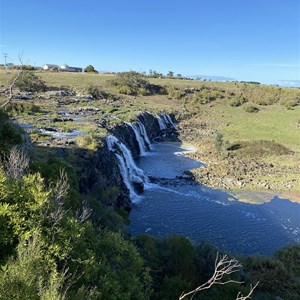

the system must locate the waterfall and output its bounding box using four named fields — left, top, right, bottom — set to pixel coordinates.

left=136, top=121, right=152, bottom=150
left=106, top=135, right=148, bottom=201
left=156, top=114, right=174, bottom=130
left=156, top=115, right=167, bottom=130
left=126, top=122, right=147, bottom=156
left=165, top=114, right=174, bottom=126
